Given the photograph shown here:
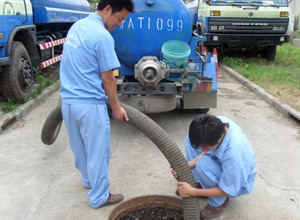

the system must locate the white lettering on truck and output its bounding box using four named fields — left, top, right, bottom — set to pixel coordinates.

left=232, top=22, right=268, bottom=26
left=120, top=17, right=184, bottom=32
